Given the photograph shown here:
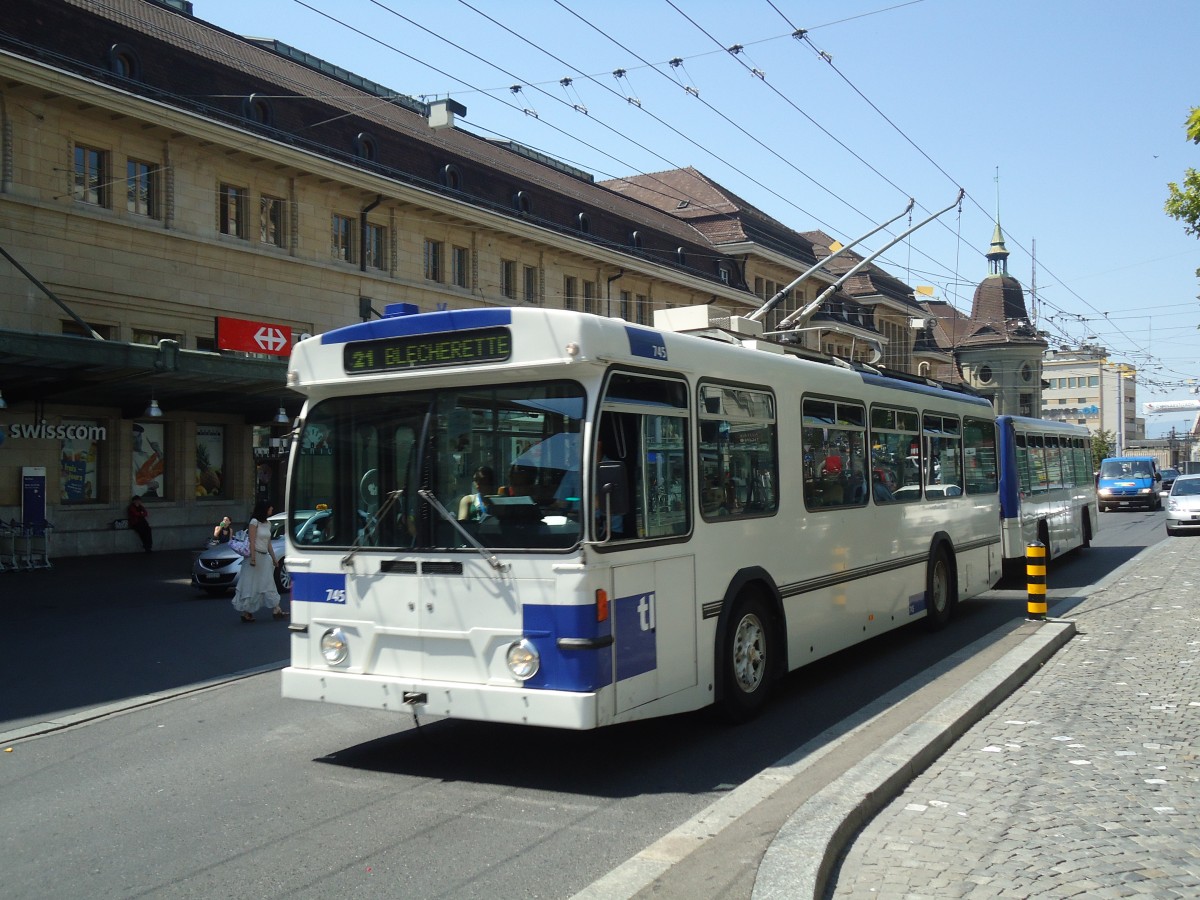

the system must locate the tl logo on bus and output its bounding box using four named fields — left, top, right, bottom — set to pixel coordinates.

left=614, top=591, right=656, bottom=681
